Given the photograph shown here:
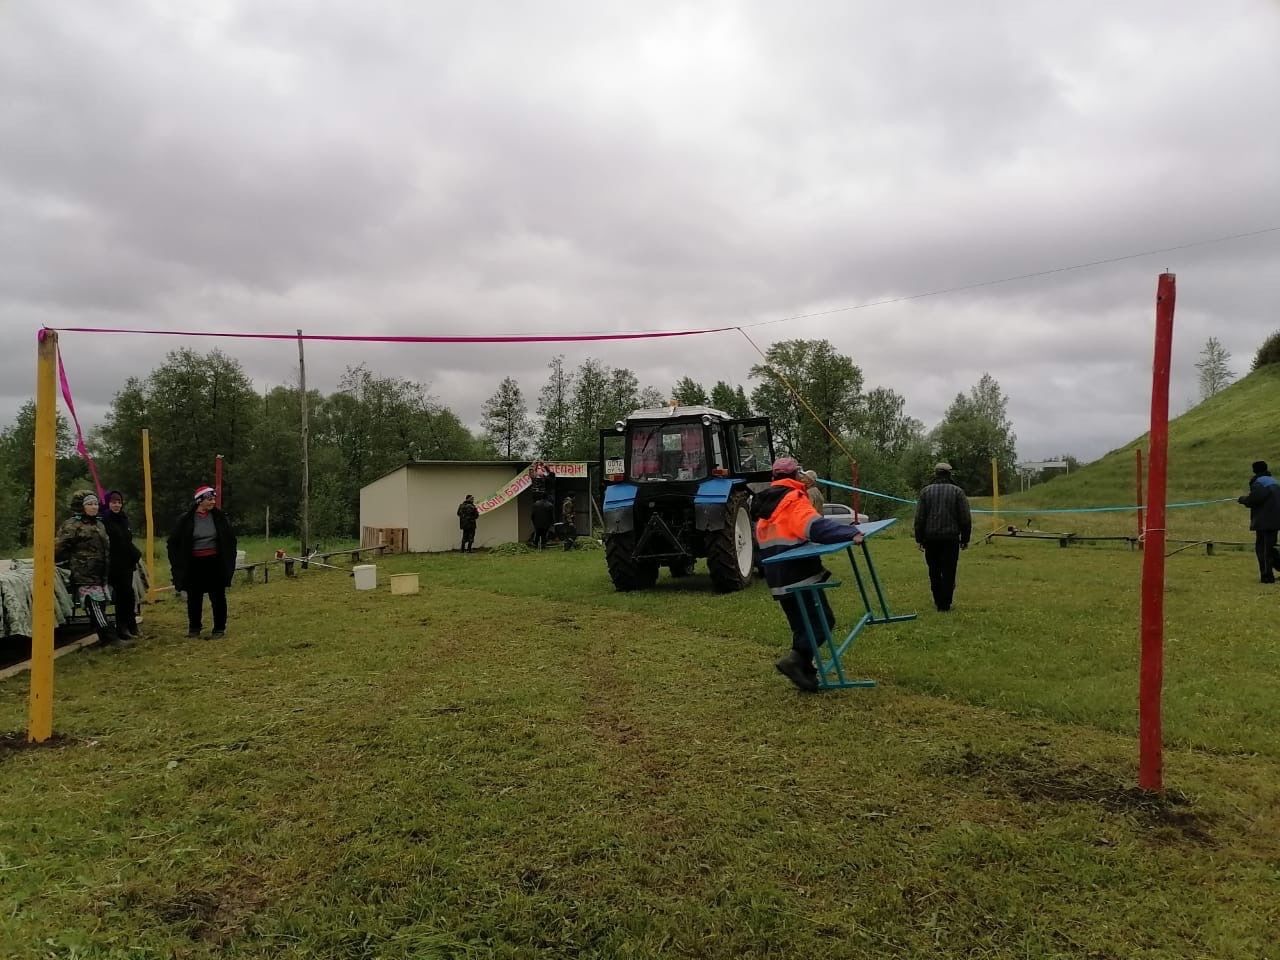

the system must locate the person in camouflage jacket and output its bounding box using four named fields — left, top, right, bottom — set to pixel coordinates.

left=54, top=490, right=121, bottom=646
